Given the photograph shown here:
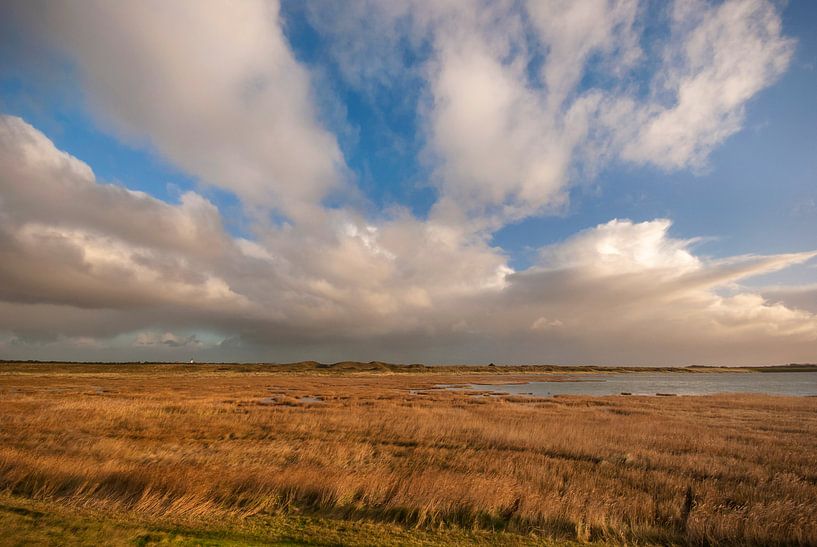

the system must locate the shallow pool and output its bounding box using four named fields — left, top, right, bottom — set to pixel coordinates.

left=447, top=371, right=817, bottom=397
